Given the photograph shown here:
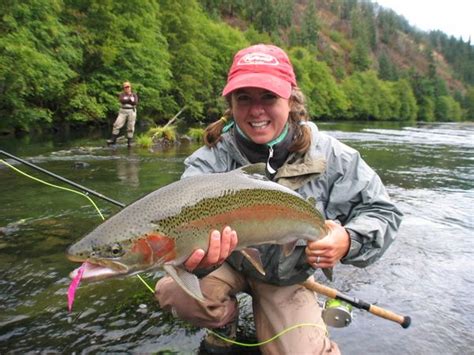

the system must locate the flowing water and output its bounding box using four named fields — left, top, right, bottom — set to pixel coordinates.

left=0, top=122, right=472, bottom=354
